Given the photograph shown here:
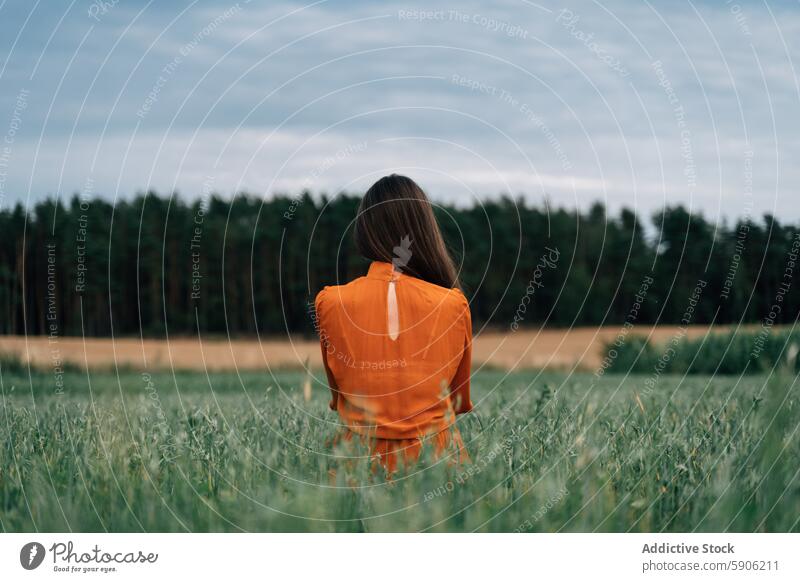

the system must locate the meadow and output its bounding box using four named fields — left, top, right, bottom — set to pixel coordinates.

left=1, top=366, right=798, bottom=532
